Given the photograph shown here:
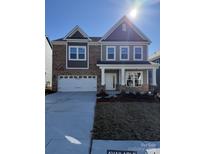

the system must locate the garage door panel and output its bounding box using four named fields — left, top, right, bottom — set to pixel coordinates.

left=58, top=76, right=97, bottom=92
